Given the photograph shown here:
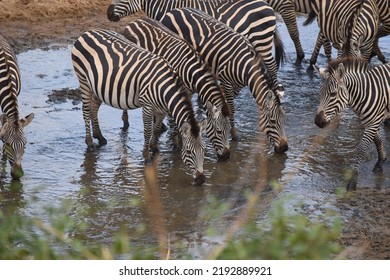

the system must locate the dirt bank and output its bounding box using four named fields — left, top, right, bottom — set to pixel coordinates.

left=1, top=0, right=390, bottom=260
